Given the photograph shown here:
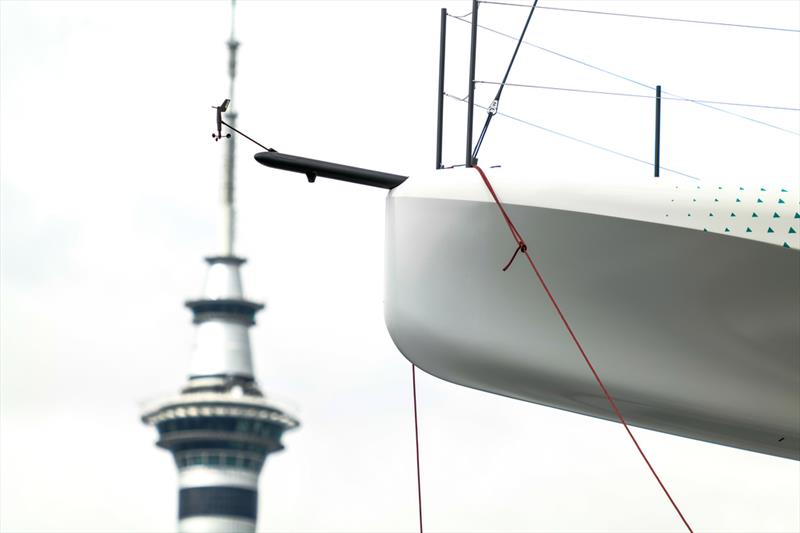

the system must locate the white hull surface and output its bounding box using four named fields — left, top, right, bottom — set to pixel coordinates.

left=385, top=168, right=799, bottom=460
